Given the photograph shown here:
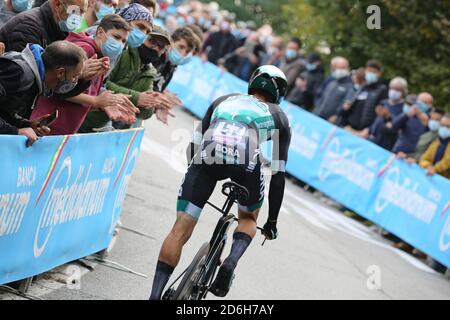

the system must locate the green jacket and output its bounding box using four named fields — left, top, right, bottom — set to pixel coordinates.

left=79, top=47, right=157, bottom=133
left=412, top=131, right=439, bottom=161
